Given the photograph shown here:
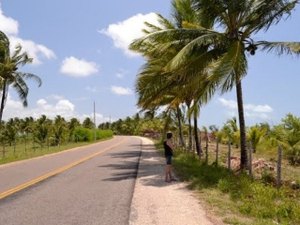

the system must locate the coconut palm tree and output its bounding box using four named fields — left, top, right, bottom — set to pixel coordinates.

left=131, top=0, right=300, bottom=169
left=0, top=38, right=42, bottom=123
left=247, top=125, right=266, bottom=153
left=52, top=115, right=67, bottom=146
left=34, top=115, right=52, bottom=148
left=131, top=0, right=217, bottom=154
